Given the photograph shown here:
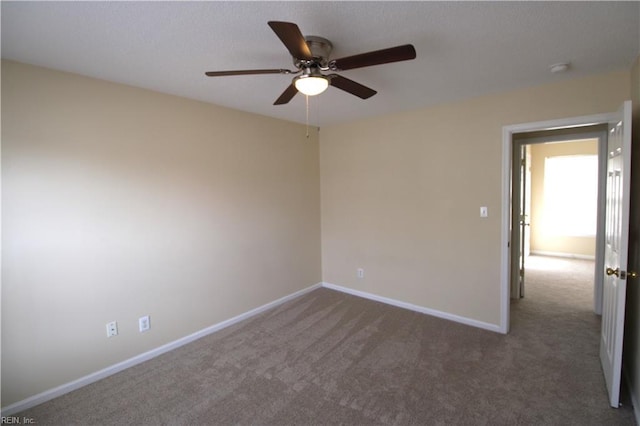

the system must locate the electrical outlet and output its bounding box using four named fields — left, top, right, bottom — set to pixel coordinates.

left=106, top=321, right=118, bottom=337
left=357, top=268, right=365, bottom=279
left=138, top=315, right=150, bottom=332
